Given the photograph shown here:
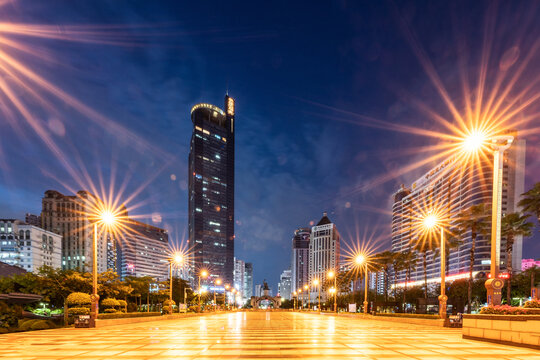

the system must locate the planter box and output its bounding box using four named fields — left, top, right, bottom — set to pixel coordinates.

left=463, top=314, right=540, bottom=349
